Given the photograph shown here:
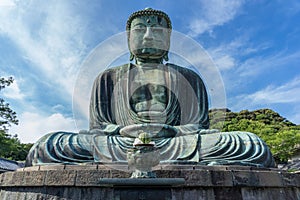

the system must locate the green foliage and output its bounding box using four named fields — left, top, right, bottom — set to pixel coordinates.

left=0, top=130, right=33, bottom=161
left=209, top=109, right=300, bottom=163
left=0, top=77, right=19, bottom=131
left=0, top=77, right=33, bottom=161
